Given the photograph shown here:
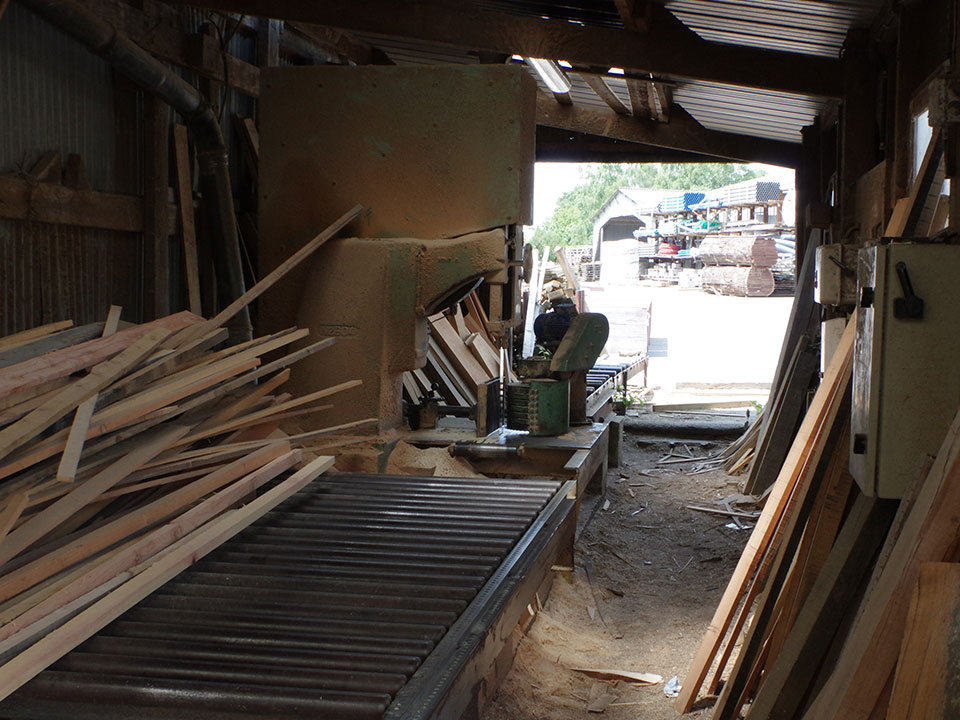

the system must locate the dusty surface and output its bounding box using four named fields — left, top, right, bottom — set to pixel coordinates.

left=481, top=433, right=752, bottom=720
